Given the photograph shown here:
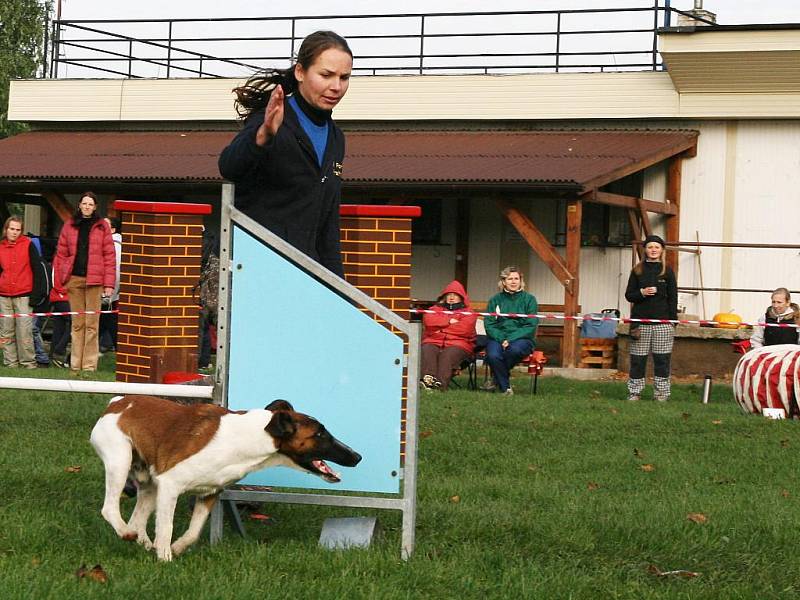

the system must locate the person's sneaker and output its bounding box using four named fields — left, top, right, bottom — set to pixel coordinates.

left=627, top=395, right=641, bottom=402
left=654, top=394, right=669, bottom=402
left=430, top=376, right=443, bottom=389
left=480, top=380, right=497, bottom=392
left=503, top=388, right=514, bottom=396
left=51, top=356, right=67, bottom=368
